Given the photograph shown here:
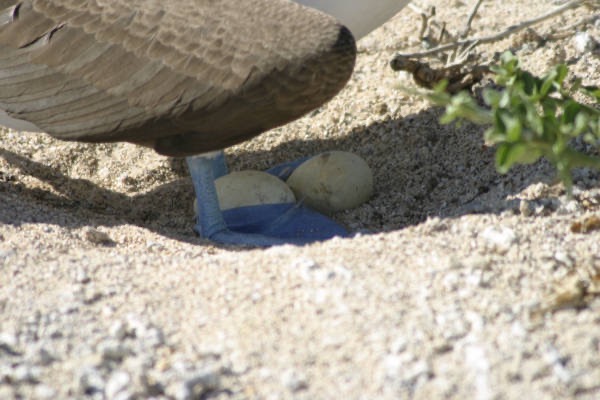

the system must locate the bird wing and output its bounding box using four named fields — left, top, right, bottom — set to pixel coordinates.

left=0, top=0, right=353, bottom=154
